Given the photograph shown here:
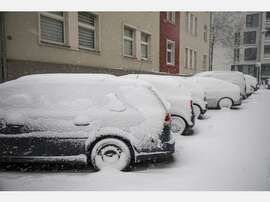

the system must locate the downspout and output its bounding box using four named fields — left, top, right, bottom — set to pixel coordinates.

left=209, top=12, right=213, bottom=71
left=0, top=12, right=7, bottom=82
